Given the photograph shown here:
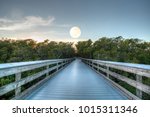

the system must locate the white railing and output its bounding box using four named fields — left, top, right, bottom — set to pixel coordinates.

left=82, top=58, right=150, bottom=100
left=0, top=58, right=74, bottom=99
